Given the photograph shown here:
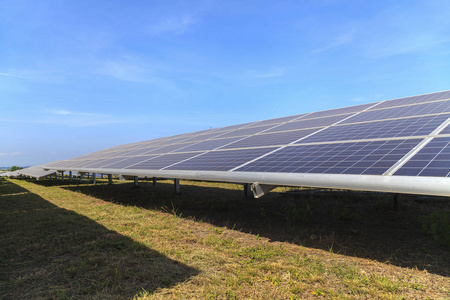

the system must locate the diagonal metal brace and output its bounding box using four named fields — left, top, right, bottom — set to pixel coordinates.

left=252, top=183, right=277, bottom=198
